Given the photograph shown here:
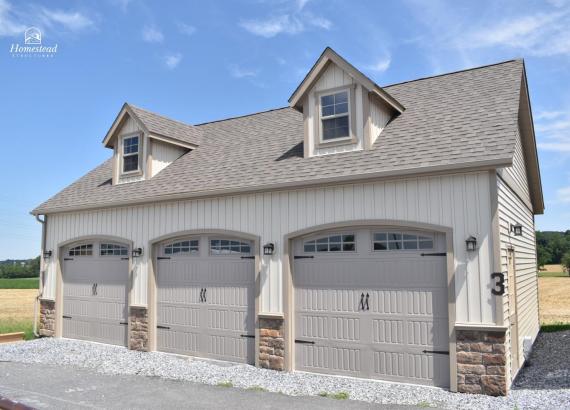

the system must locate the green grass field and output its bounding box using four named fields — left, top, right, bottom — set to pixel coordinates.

left=538, top=271, right=567, bottom=278
left=0, top=320, right=34, bottom=340
left=0, top=277, right=39, bottom=289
